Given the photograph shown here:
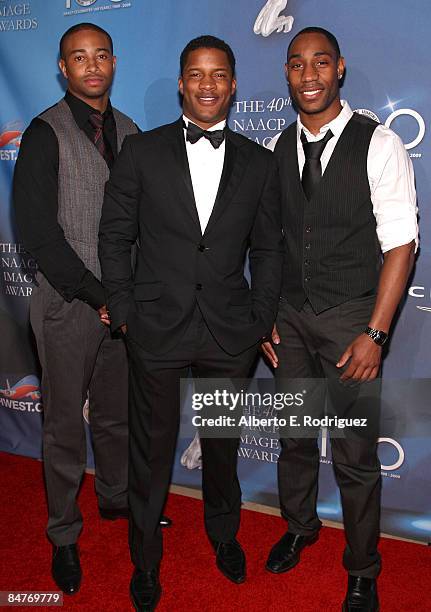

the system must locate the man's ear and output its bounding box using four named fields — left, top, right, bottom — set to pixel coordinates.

left=337, top=56, right=345, bottom=80
left=59, top=59, right=68, bottom=80
left=178, top=76, right=184, bottom=96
